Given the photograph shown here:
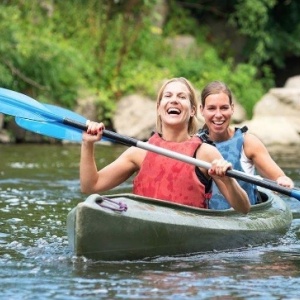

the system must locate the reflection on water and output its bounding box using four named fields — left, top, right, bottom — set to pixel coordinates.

left=0, top=143, right=300, bottom=299
left=268, top=145, right=300, bottom=169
